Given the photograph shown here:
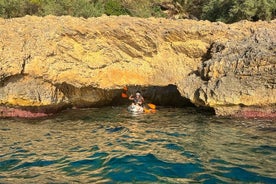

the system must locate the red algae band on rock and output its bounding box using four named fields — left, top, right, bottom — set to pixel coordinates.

left=238, top=110, right=276, bottom=119
left=0, top=107, right=50, bottom=118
